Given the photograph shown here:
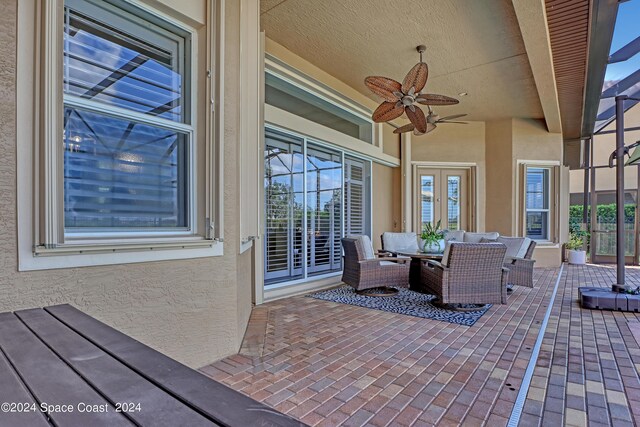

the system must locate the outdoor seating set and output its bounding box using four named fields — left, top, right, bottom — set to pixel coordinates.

left=341, top=231, right=536, bottom=307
